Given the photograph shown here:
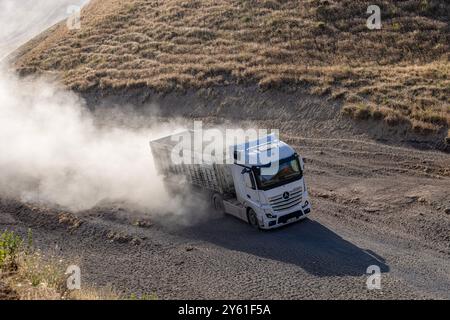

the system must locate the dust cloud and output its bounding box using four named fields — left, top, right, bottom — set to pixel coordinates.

left=0, top=0, right=89, bottom=59
left=0, top=71, right=184, bottom=213
left=0, top=1, right=211, bottom=222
